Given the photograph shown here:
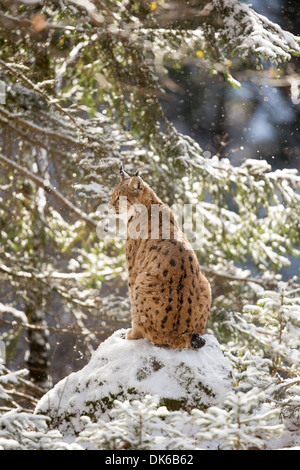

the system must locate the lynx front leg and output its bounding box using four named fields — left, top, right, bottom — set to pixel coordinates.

left=126, top=289, right=145, bottom=340
left=126, top=326, right=144, bottom=340
left=126, top=272, right=160, bottom=343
